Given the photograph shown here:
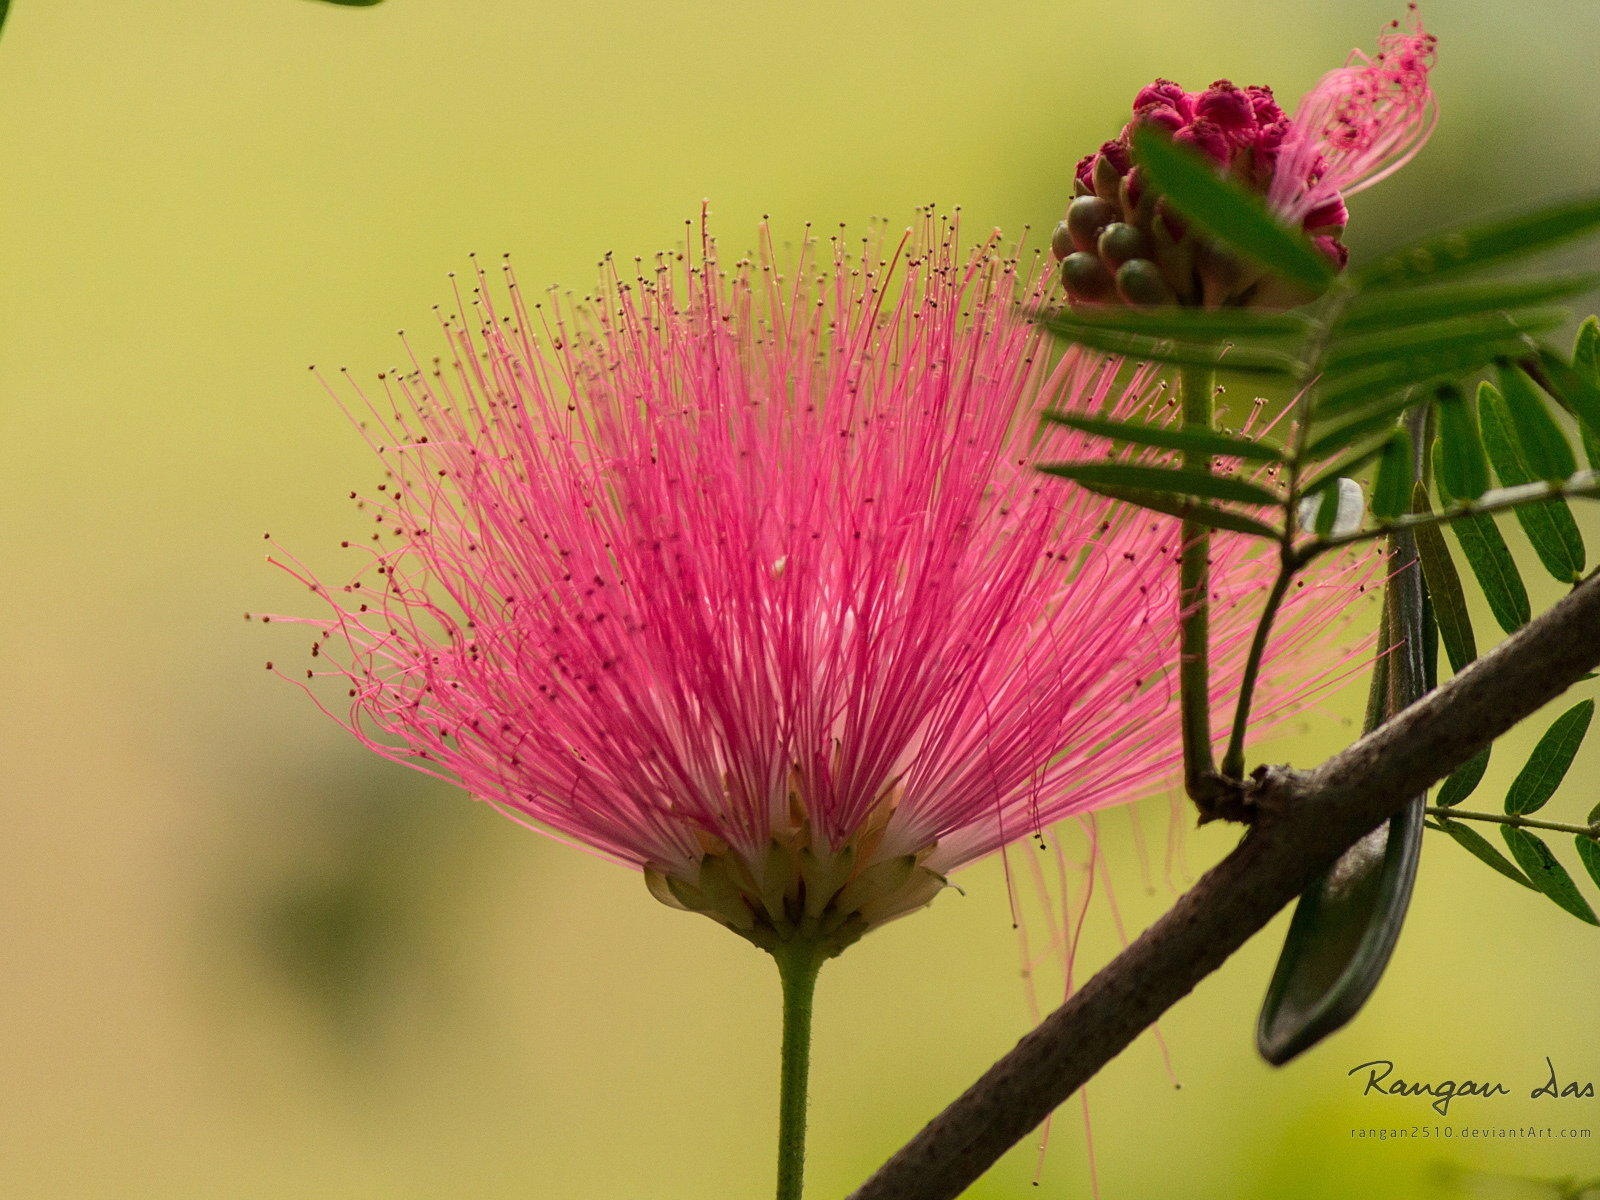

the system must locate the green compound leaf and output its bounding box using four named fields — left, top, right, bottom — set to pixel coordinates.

left=1477, top=383, right=1585, bottom=582
left=1338, top=275, right=1600, bottom=334
left=1435, top=384, right=1491, bottom=501
left=1436, top=747, right=1491, bottom=808
left=1577, top=837, right=1600, bottom=893
left=1500, top=826, right=1600, bottom=924
left=1435, top=445, right=1531, bottom=634
left=1438, top=818, right=1535, bottom=888
left=1495, top=366, right=1579, bottom=480
left=1047, top=480, right=1281, bottom=539
left=1414, top=516, right=1476, bottom=673
left=1037, top=461, right=1279, bottom=507
left=1355, top=193, right=1600, bottom=290
left=1041, top=412, right=1284, bottom=463
left=1505, top=700, right=1595, bottom=817
left=1131, top=126, right=1335, bottom=295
